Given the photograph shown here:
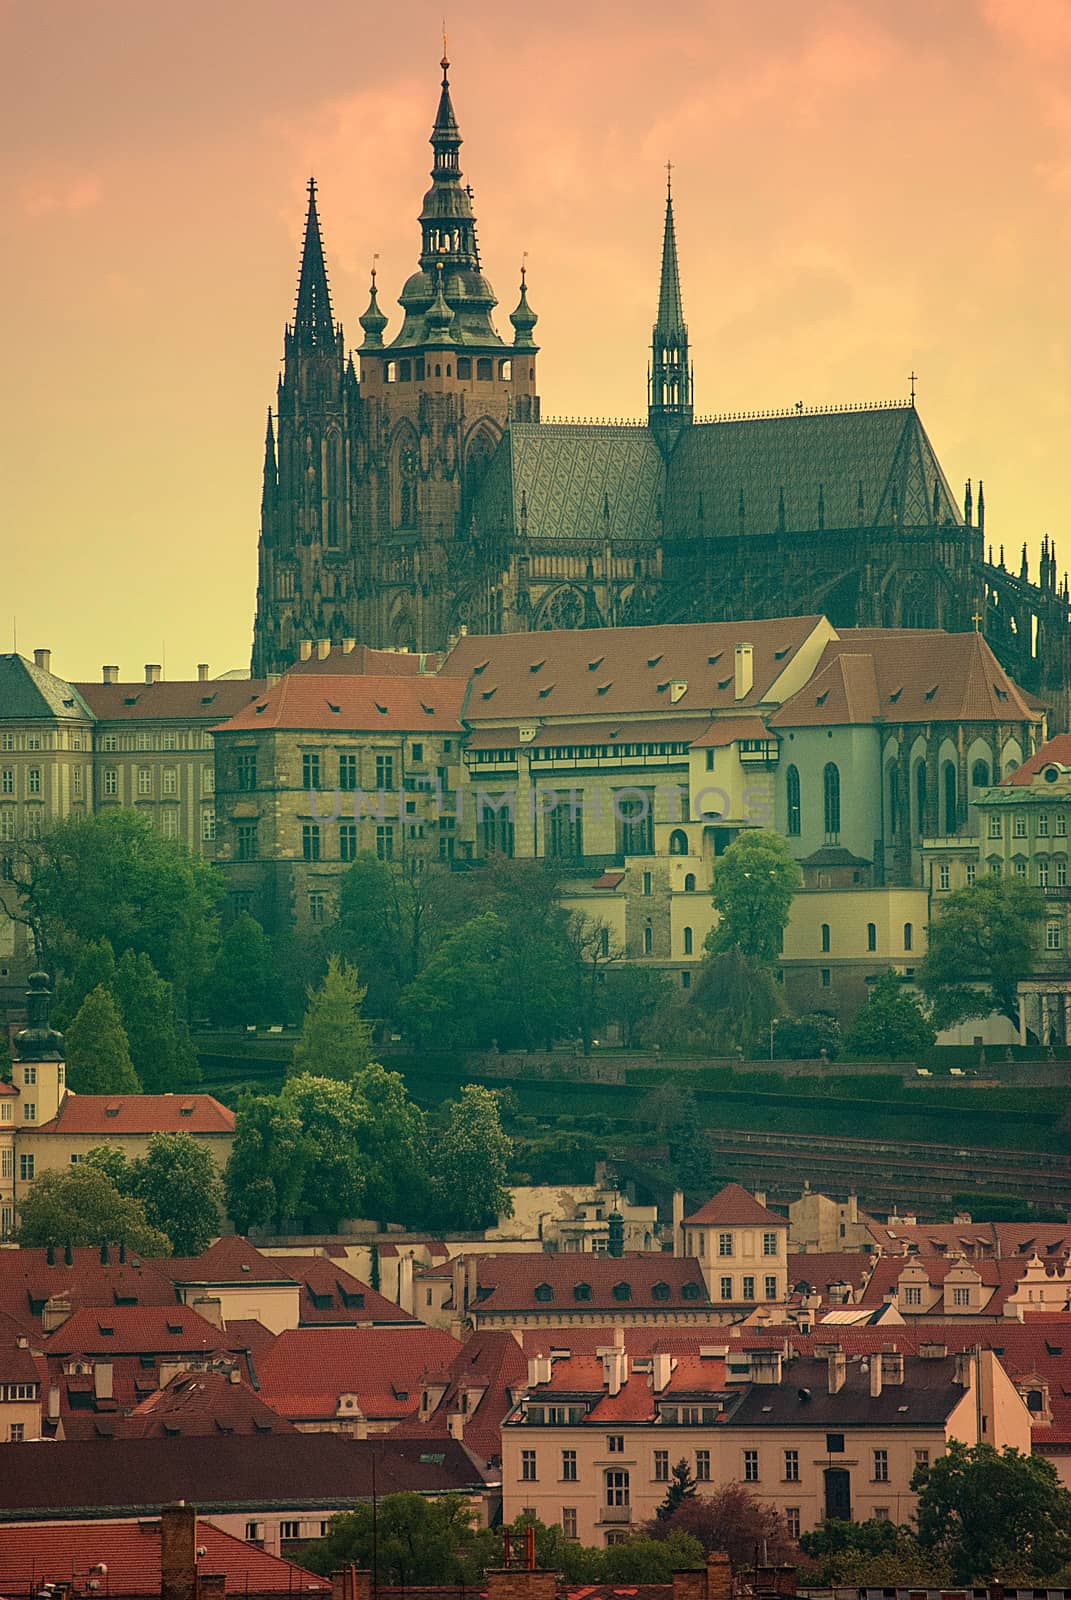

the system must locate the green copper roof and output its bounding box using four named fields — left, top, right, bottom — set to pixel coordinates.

left=656, top=187, right=685, bottom=334
left=663, top=405, right=961, bottom=537
left=476, top=424, right=665, bottom=545
left=0, top=656, right=95, bottom=722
